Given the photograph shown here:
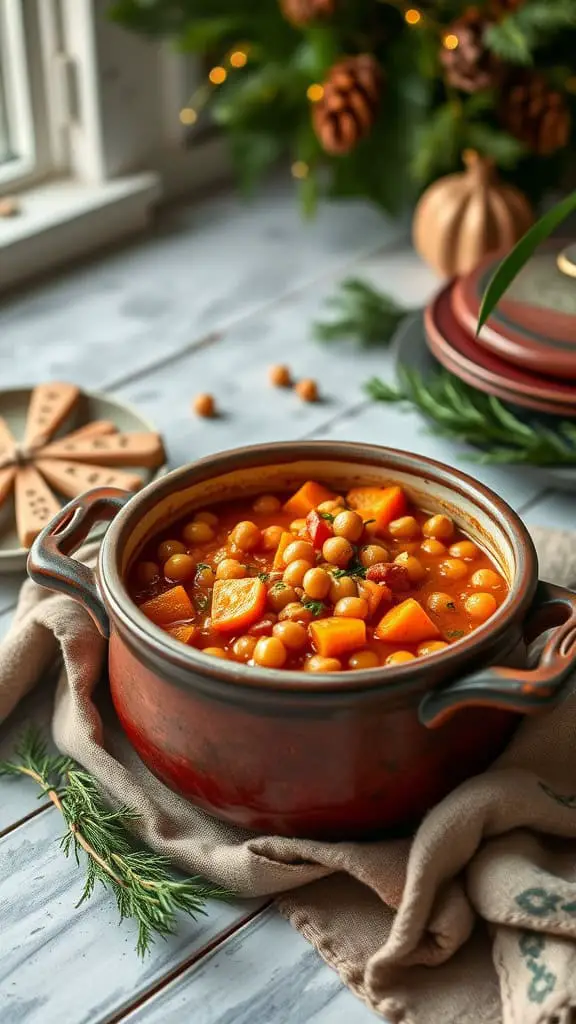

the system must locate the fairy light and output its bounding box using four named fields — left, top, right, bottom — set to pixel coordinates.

left=179, top=107, right=198, bottom=126
left=405, top=8, right=421, bottom=25
left=307, top=83, right=324, bottom=102
left=291, top=161, right=309, bottom=179
left=230, top=50, right=248, bottom=68
left=209, top=66, right=227, bottom=85
left=443, top=33, right=459, bottom=49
